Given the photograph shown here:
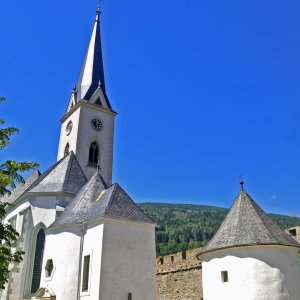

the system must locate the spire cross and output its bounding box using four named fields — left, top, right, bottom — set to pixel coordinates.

left=96, top=0, right=103, bottom=21
left=239, top=176, right=244, bottom=190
